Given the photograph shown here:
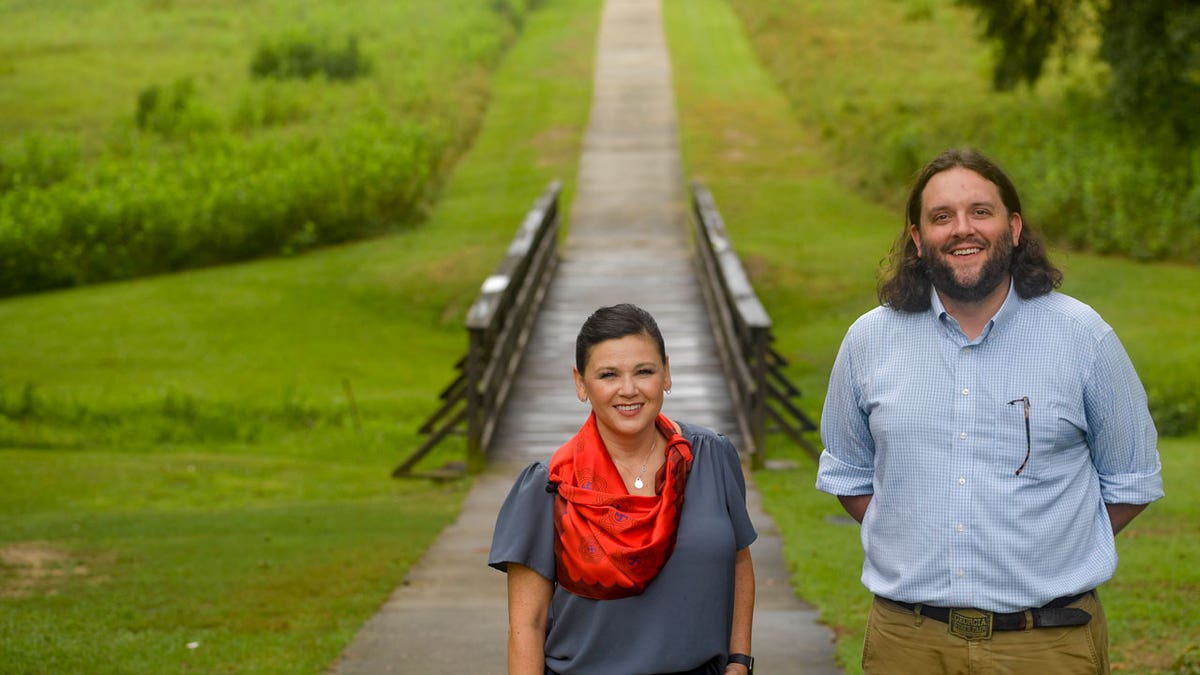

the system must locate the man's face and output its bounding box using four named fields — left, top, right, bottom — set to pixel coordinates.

left=910, top=167, right=1023, bottom=304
